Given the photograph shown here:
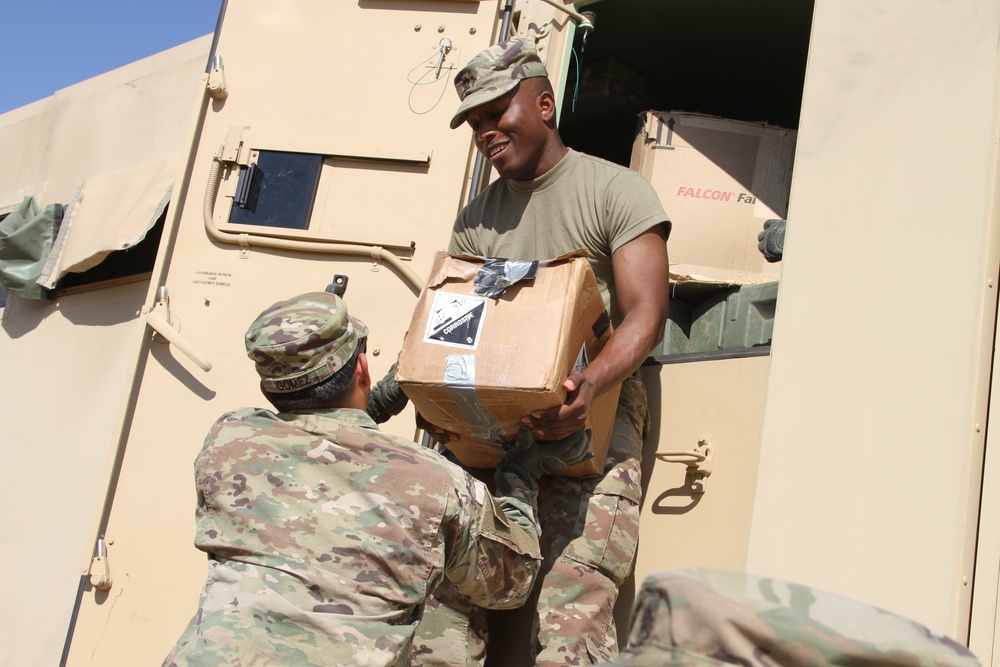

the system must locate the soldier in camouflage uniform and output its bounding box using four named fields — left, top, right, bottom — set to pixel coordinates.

left=416, top=39, right=672, bottom=666
left=597, top=568, right=981, bottom=667
left=163, top=291, right=593, bottom=667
